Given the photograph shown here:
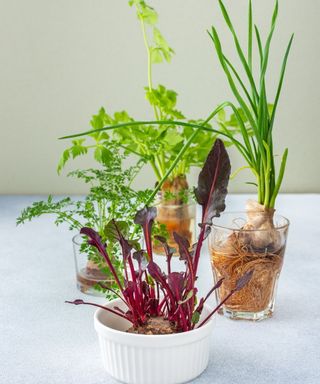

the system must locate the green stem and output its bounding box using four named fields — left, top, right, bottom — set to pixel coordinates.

left=257, top=176, right=262, bottom=203
left=60, top=120, right=249, bottom=160
left=117, top=143, right=143, bottom=157
left=258, top=161, right=265, bottom=205
left=150, top=159, right=162, bottom=181
left=139, top=14, right=159, bottom=120
left=60, top=115, right=256, bottom=198
left=263, top=141, right=272, bottom=207
left=269, top=148, right=288, bottom=208
left=160, top=152, right=166, bottom=174
left=30, top=210, right=82, bottom=230
left=97, top=200, right=102, bottom=233
left=154, top=154, right=165, bottom=178
left=230, top=165, right=251, bottom=180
